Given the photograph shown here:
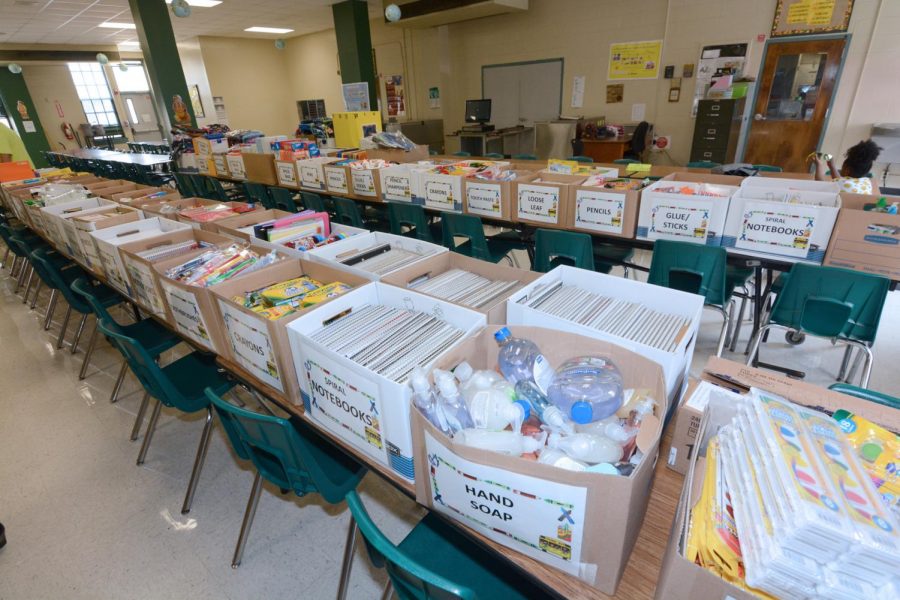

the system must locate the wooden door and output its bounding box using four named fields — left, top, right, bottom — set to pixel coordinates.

left=744, top=38, right=845, bottom=172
